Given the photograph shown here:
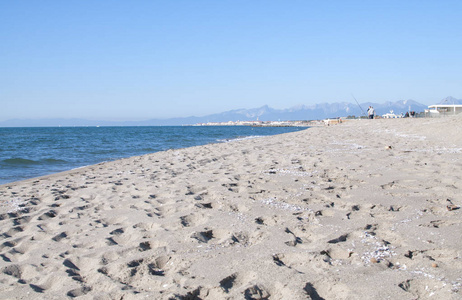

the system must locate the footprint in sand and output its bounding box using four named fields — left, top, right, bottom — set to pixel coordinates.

left=284, top=228, right=303, bottom=247
left=244, top=284, right=271, bottom=299
left=37, top=210, right=58, bottom=221
left=190, top=229, right=214, bottom=243
left=398, top=278, right=455, bottom=299
left=219, top=273, right=238, bottom=293
left=180, top=213, right=206, bottom=227
left=52, top=231, right=68, bottom=242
